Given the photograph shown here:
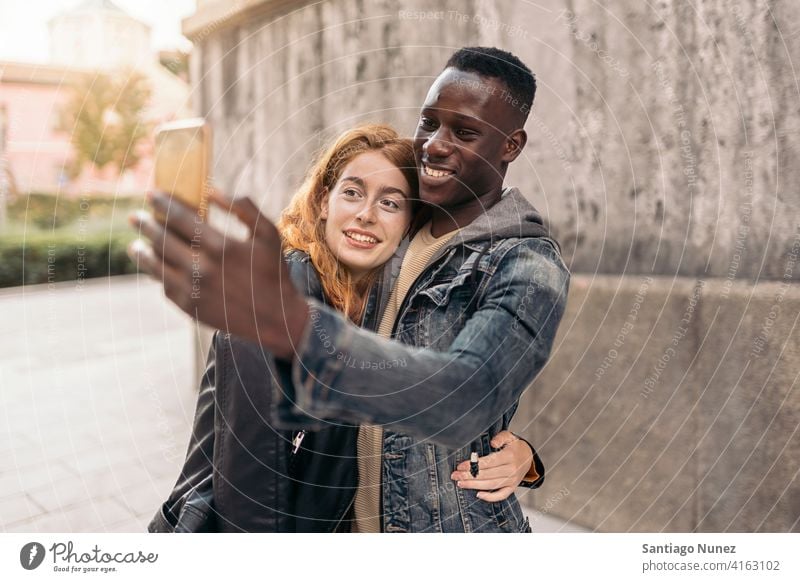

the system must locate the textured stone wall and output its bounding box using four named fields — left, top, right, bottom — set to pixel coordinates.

left=495, top=0, right=798, bottom=281
left=189, top=0, right=799, bottom=281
